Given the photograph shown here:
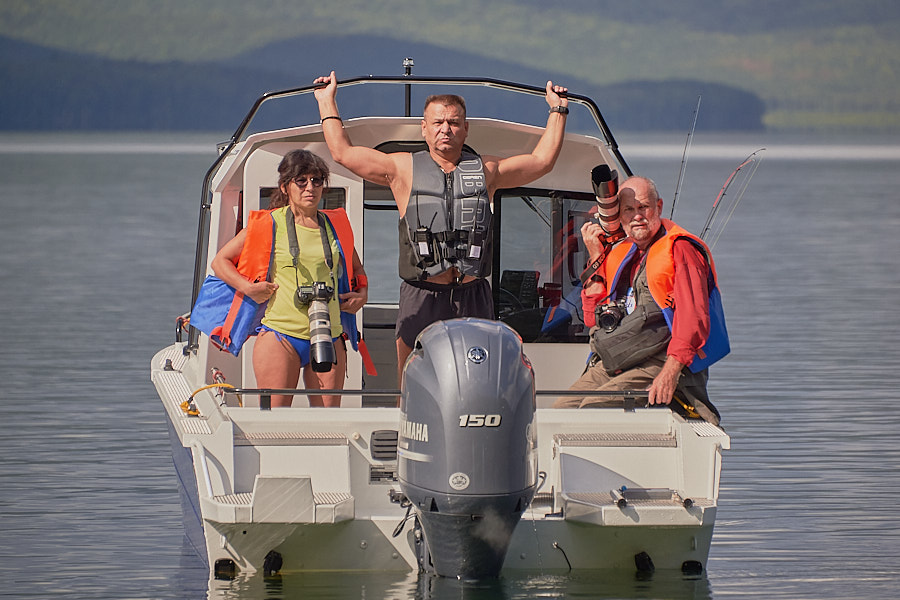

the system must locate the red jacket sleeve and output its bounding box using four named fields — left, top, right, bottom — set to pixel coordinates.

left=581, top=281, right=608, bottom=328
left=668, top=239, right=711, bottom=367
